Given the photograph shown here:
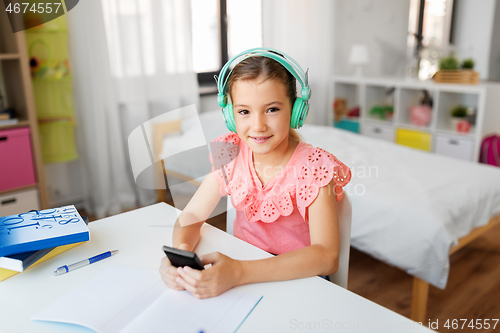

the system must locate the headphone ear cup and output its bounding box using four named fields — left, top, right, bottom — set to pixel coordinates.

left=222, top=103, right=237, bottom=133
left=290, top=98, right=308, bottom=129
